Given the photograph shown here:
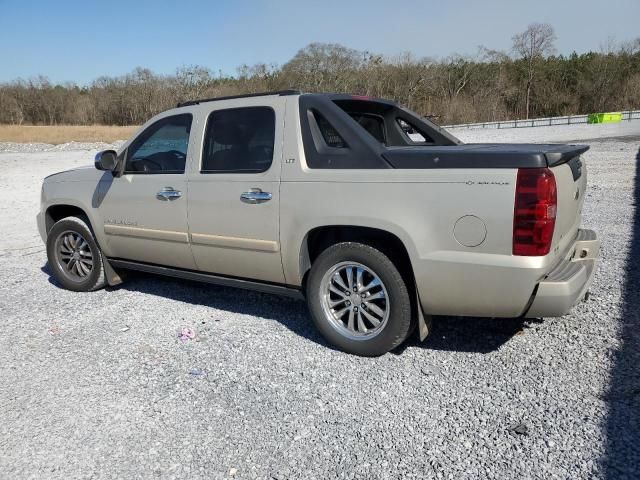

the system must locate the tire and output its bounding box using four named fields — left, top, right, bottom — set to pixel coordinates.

left=46, top=215, right=106, bottom=292
left=306, top=242, right=412, bottom=356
